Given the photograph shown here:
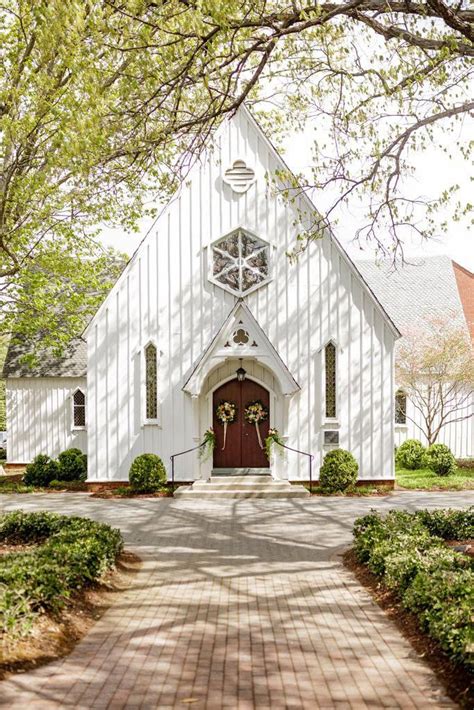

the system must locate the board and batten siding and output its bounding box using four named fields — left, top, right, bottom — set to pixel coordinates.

left=86, top=107, right=397, bottom=482
left=6, top=377, right=87, bottom=462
